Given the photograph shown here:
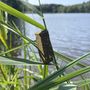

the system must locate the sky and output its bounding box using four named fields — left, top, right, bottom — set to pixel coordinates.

left=29, top=0, right=89, bottom=5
